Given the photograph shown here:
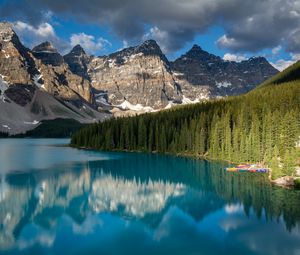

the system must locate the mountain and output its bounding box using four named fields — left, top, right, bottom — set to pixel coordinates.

left=0, top=23, right=109, bottom=134
left=172, top=45, right=278, bottom=96
left=71, top=63, right=300, bottom=181
left=64, top=44, right=91, bottom=80
left=0, top=22, right=279, bottom=134
left=88, top=40, right=182, bottom=112
left=86, top=40, right=278, bottom=113
left=261, top=60, right=300, bottom=86
left=32, top=41, right=94, bottom=104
